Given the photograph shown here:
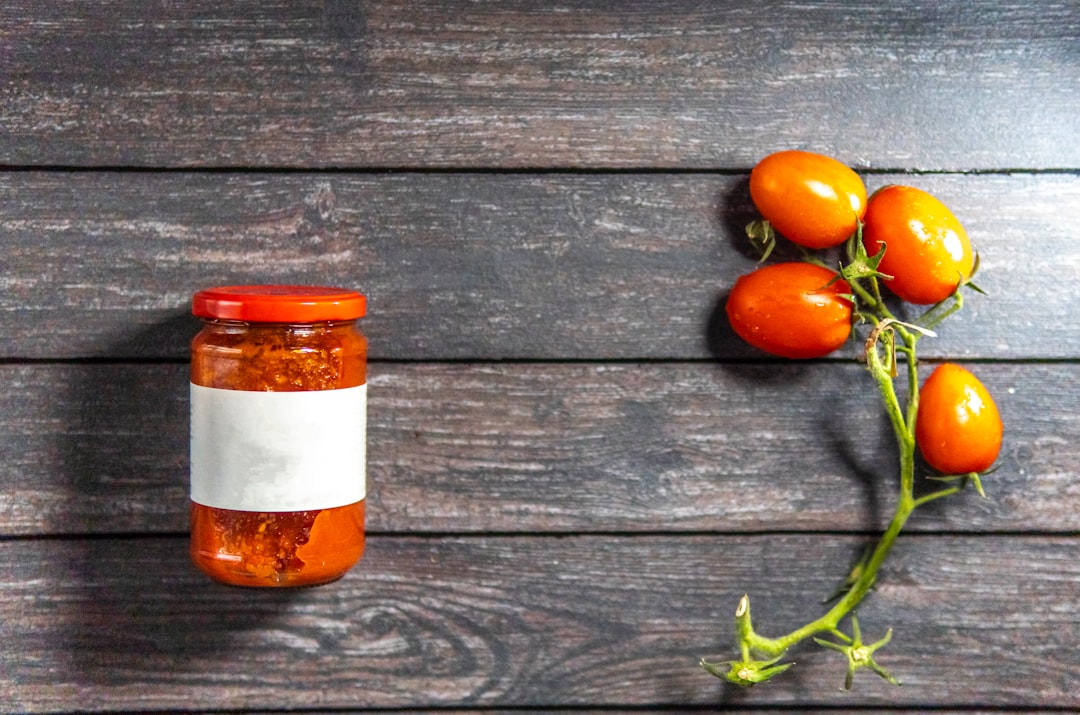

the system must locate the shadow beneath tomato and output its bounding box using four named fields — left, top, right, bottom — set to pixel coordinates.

left=716, top=175, right=757, bottom=261
left=705, top=289, right=749, bottom=361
